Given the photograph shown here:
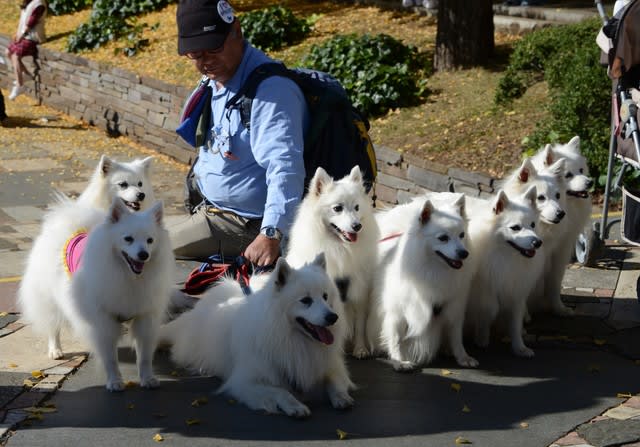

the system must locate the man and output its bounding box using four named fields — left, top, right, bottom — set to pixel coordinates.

left=170, top=0, right=308, bottom=267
